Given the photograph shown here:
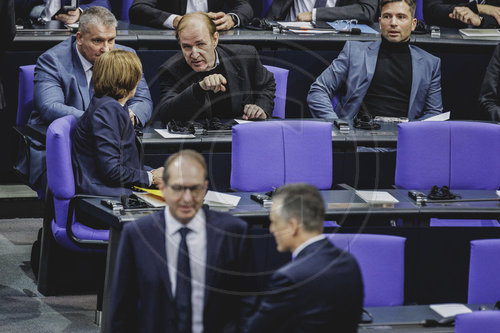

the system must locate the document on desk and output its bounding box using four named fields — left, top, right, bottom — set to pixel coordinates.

left=356, top=191, right=399, bottom=204
left=278, top=21, right=338, bottom=34
left=429, top=304, right=472, bottom=318
left=204, top=191, right=240, bottom=208
left=155, top=129, right=196, bottom=139
left=423, top=111, right=450, bottom=121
